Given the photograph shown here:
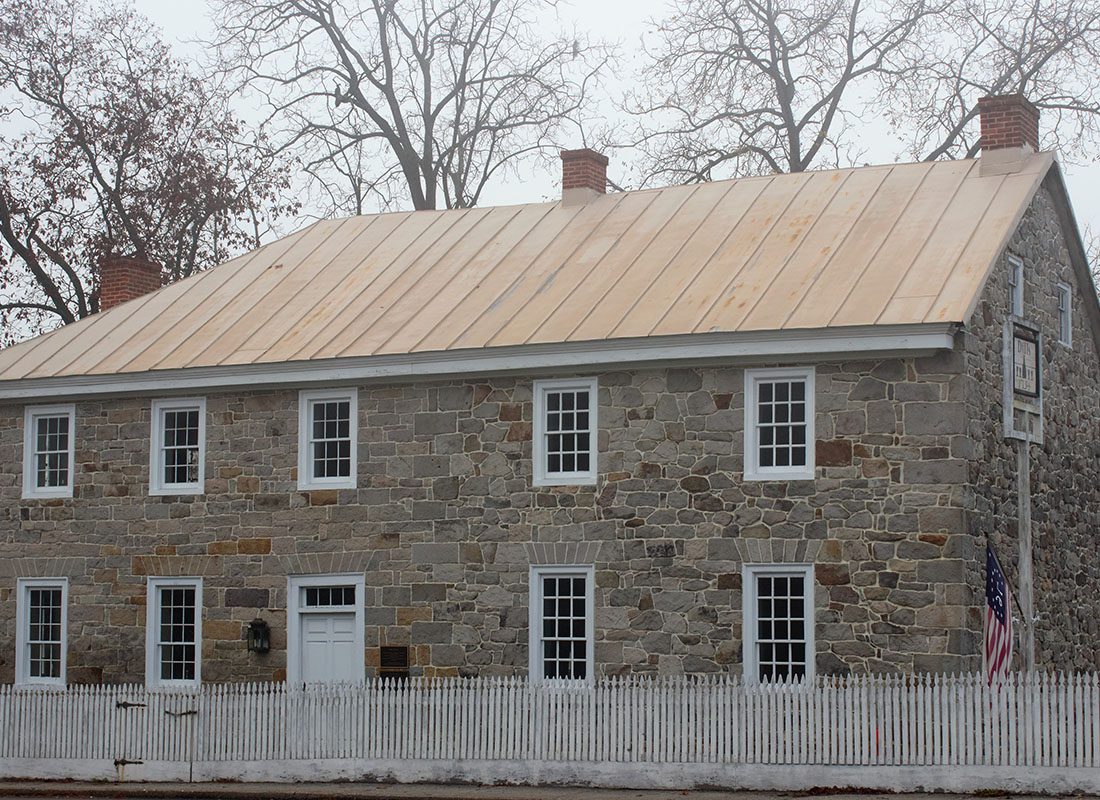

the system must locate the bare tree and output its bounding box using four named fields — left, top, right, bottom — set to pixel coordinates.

left=889, top=0, right=1100, bottom=161
left=211, top=0, right=612, bottom=214
left=631, top=0, right=940, bottom=182
left=633, top=0, right=1100, bottom=182
left=0, top=0, right=295, bottom=343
